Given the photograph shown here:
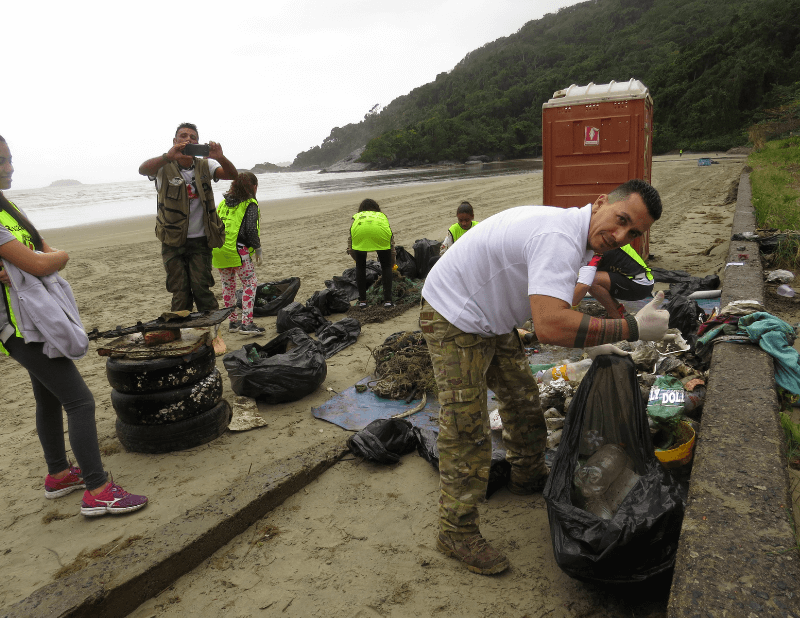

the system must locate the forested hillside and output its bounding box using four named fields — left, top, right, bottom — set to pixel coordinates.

left=291, top=0, right=800, bottom=170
